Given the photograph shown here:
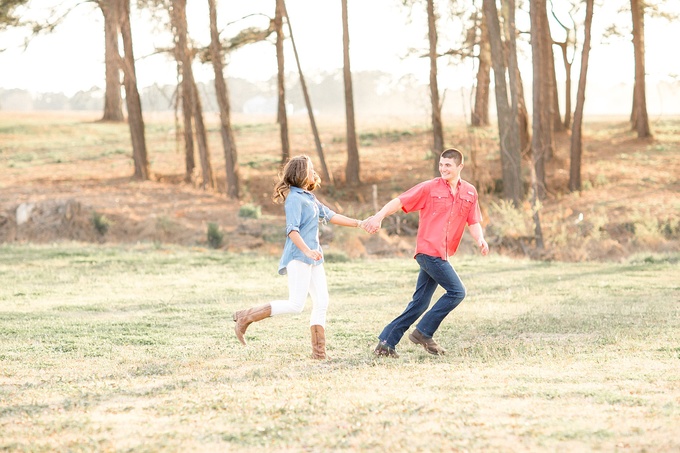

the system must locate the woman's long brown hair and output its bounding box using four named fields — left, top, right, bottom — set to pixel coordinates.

left=272, top=155, right=320, bottom=203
